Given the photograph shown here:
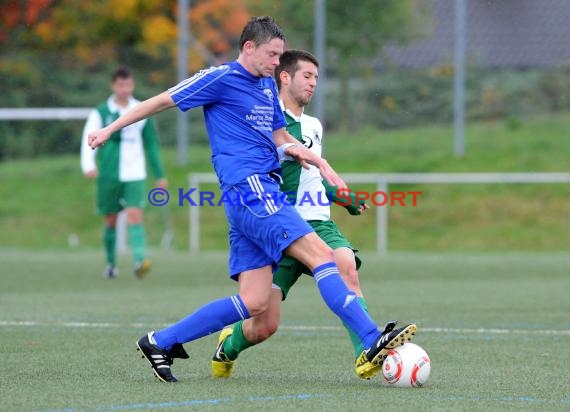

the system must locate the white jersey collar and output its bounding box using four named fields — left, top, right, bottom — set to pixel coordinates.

left=107, top=95, right=139, bottom=114
left=279, top=98, right=304, bottom=122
